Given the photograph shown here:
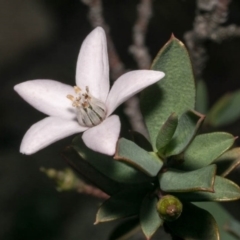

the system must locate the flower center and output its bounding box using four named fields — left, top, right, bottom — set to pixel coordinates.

left=67, top=86, right=107, bottom=127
